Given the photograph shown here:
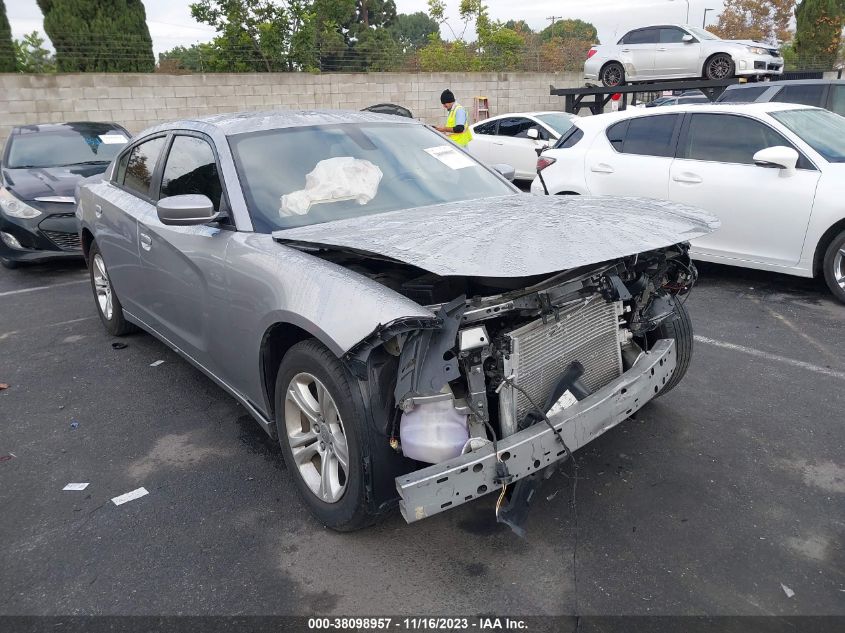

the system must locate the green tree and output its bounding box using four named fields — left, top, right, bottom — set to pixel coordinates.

left=0, top=0, right=17, bottom=72
left=390, top=11, right=439, bottom=51
left=540, top=19, right=597, bottom=43
left=14, top=31, right=57, bottom=73
left=37, top=0, right=155, bottom=72
left=794, top=0, right=845, bottom=69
